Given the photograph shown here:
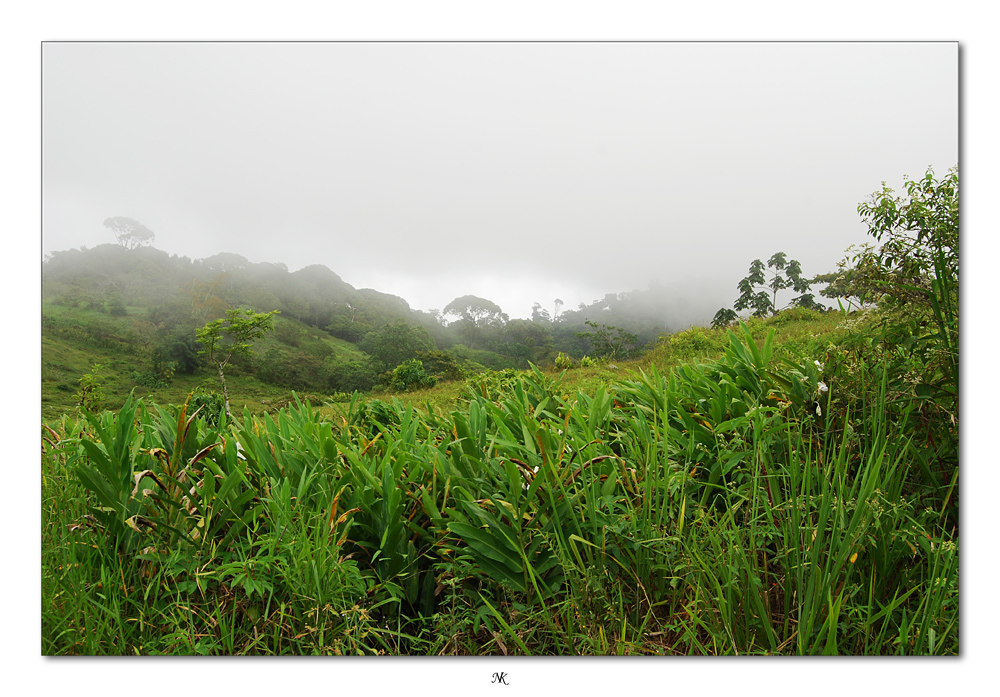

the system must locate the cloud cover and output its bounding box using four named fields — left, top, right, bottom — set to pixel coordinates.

left=42, top=41, right=957, bottom=324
